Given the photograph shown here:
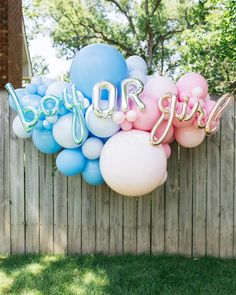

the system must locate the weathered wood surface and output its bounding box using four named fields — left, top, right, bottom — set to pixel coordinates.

left=0, top=91, right=235, bottom=256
